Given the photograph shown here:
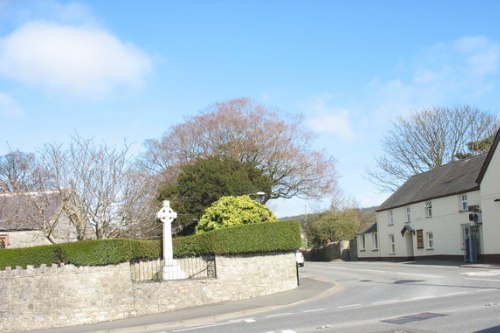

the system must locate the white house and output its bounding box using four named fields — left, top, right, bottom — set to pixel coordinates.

left=359, top=129, right=500, bottom=264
